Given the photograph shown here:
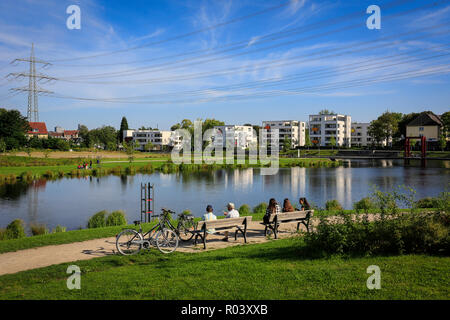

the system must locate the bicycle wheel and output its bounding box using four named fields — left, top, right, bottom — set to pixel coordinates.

left=116, top=229, right=143, bottom=255
left=177, top=220, right=195, bottom=242
left=156, top=228, right=179, bottom=254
